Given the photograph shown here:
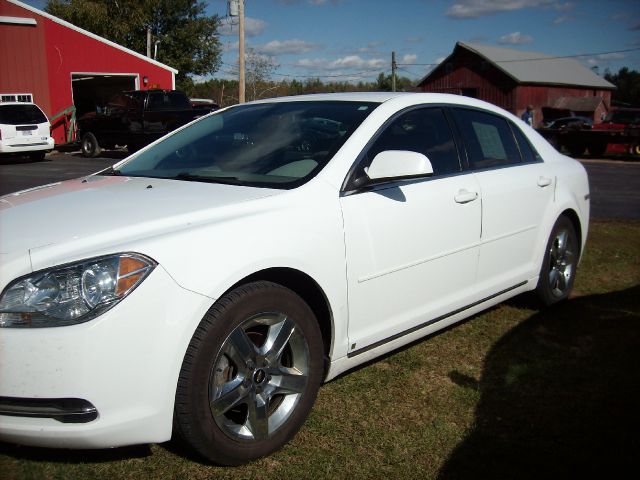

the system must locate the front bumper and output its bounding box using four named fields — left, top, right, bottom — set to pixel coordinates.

left=0, top=265, right=212, bottom=448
